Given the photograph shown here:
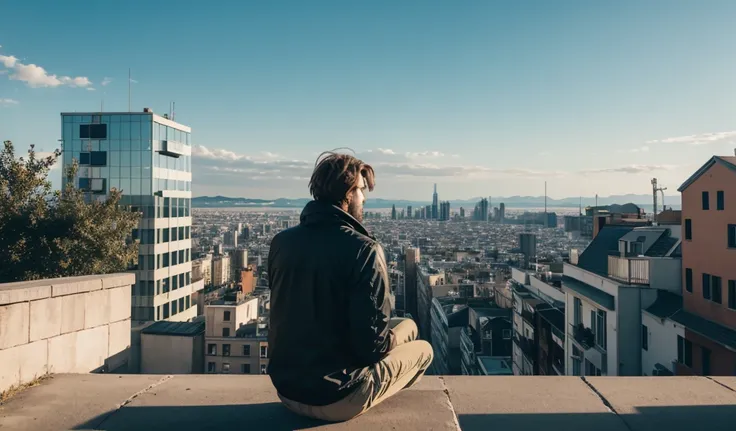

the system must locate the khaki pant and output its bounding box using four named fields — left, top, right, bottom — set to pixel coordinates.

left=279, top=318, right=434, bottom=422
